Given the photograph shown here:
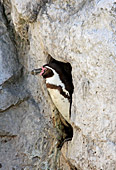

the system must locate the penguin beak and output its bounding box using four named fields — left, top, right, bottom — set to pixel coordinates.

left=31, top=68, right=42, bottom=75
